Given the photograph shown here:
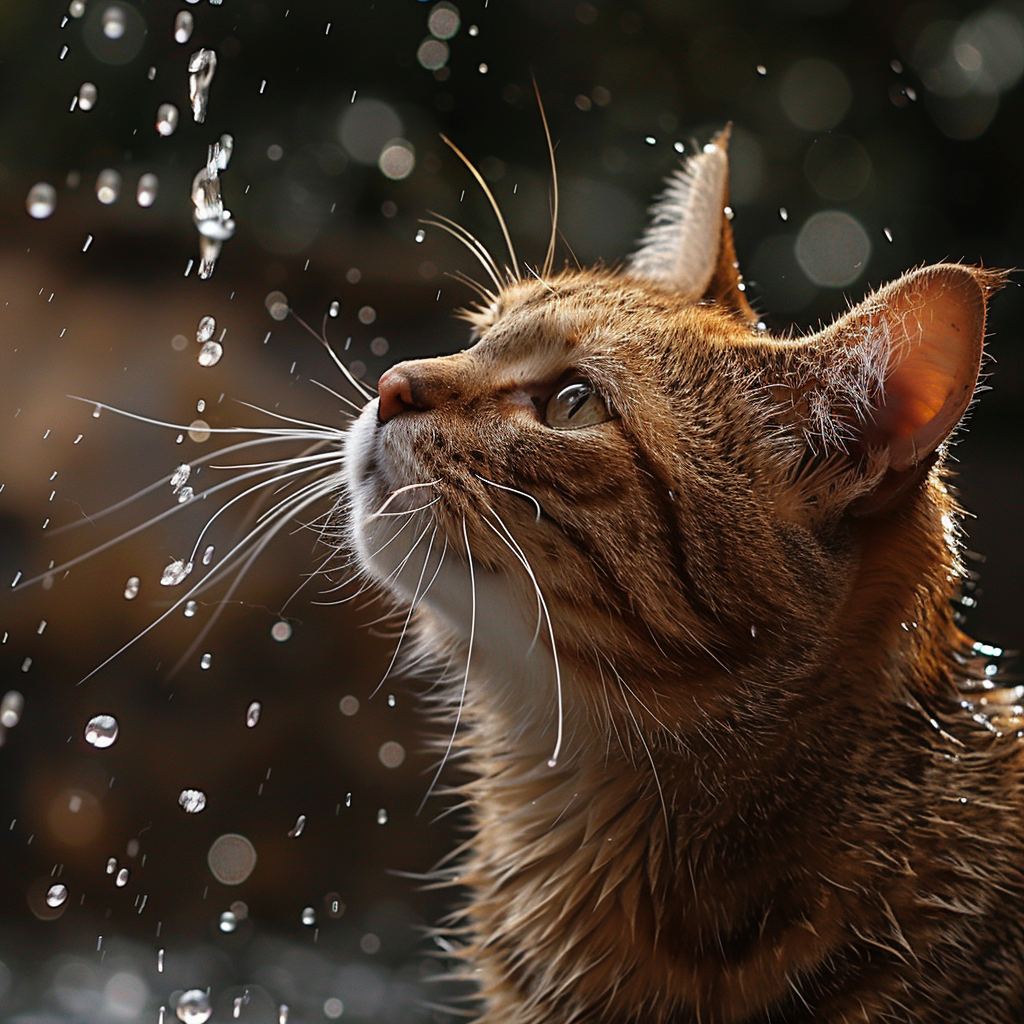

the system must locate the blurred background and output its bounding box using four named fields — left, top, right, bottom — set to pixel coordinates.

left=0, top=0, right=1021, bottom=1019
